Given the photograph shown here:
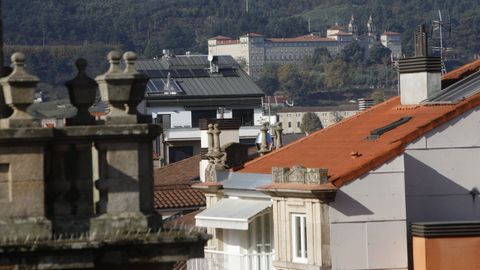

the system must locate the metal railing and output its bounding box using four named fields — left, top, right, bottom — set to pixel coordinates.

left=187, top=249, right=274, bottom=270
